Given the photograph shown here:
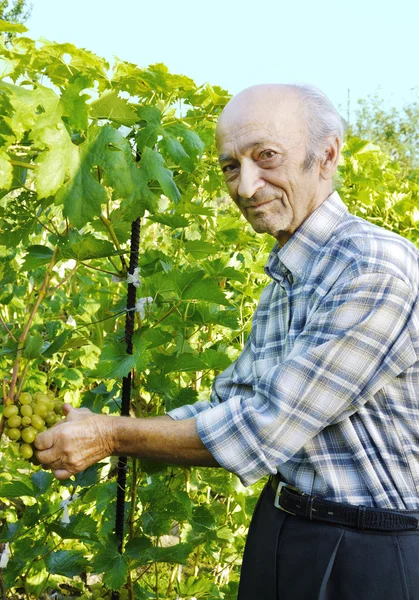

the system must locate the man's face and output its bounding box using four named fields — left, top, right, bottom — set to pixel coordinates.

left=216, top=89, right=325, bottom=245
